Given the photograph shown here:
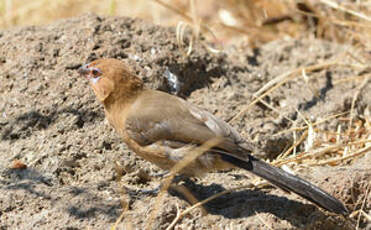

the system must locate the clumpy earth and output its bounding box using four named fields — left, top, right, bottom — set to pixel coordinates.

left=0, top=14, right=370, bottom=229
